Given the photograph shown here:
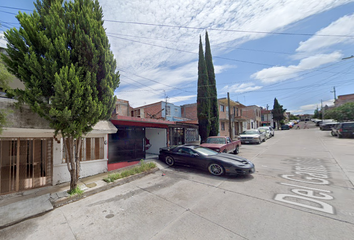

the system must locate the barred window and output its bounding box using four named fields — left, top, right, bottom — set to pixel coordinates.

left=62, top=137, right=104, bottom=163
